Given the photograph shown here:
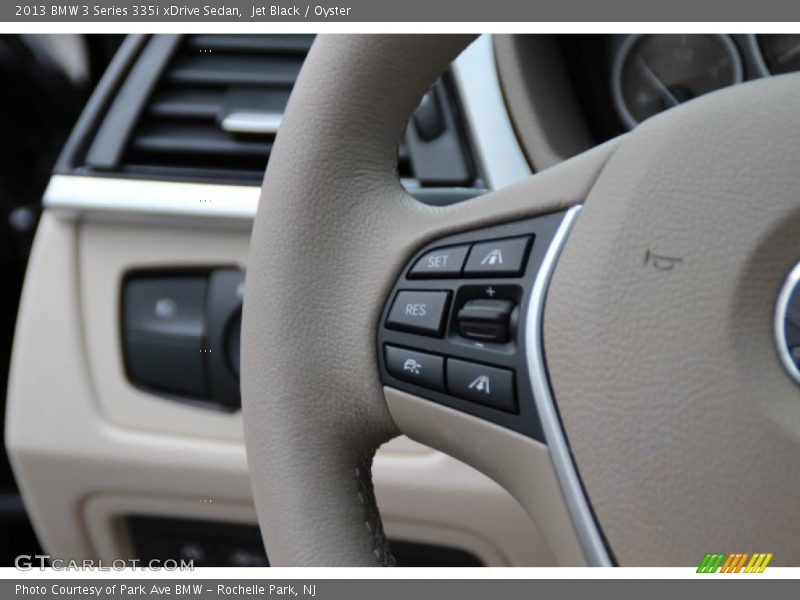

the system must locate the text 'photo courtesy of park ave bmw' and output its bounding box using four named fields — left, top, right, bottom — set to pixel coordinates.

left=2, top=24, right=800, bottom=579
